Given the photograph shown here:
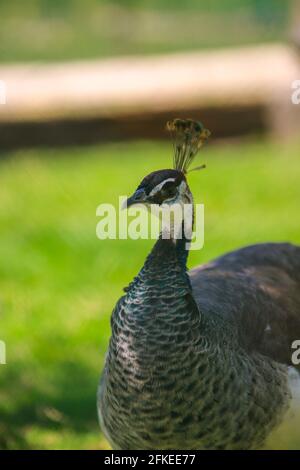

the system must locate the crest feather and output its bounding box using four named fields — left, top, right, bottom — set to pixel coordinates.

left=166, top=118, right=210, bottom=174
